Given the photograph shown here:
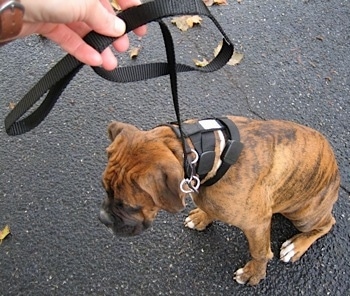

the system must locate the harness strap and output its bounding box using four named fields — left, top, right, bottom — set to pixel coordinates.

left=202, top=117, right=243, bottom=186
left=196, top=131, right=216, bottom=178
left=163, top=117, right=243, bottom=186
left=4, top=0, right=234, bottom=136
